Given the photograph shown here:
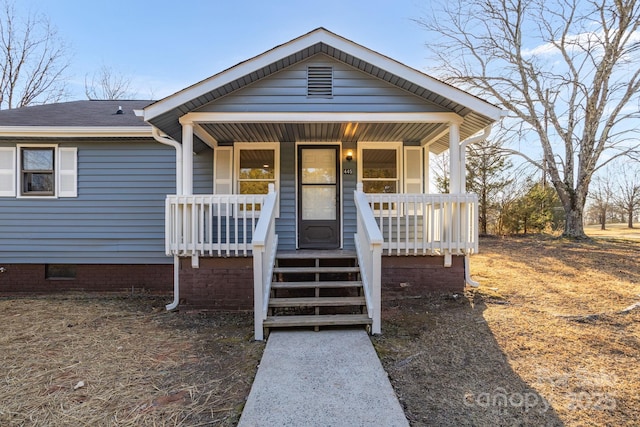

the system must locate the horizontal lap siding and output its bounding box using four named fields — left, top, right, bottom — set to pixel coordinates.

left=0, top=140, right=175, bottom=264
left=275, top=142, right=296, bottom=250
left=195, top=55, right=446, bottom=114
